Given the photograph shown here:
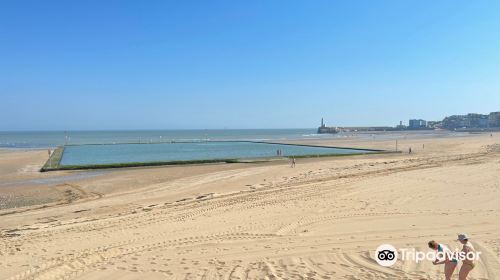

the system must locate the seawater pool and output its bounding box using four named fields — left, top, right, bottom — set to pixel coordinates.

left=58, top=141, right=376, bottom=167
